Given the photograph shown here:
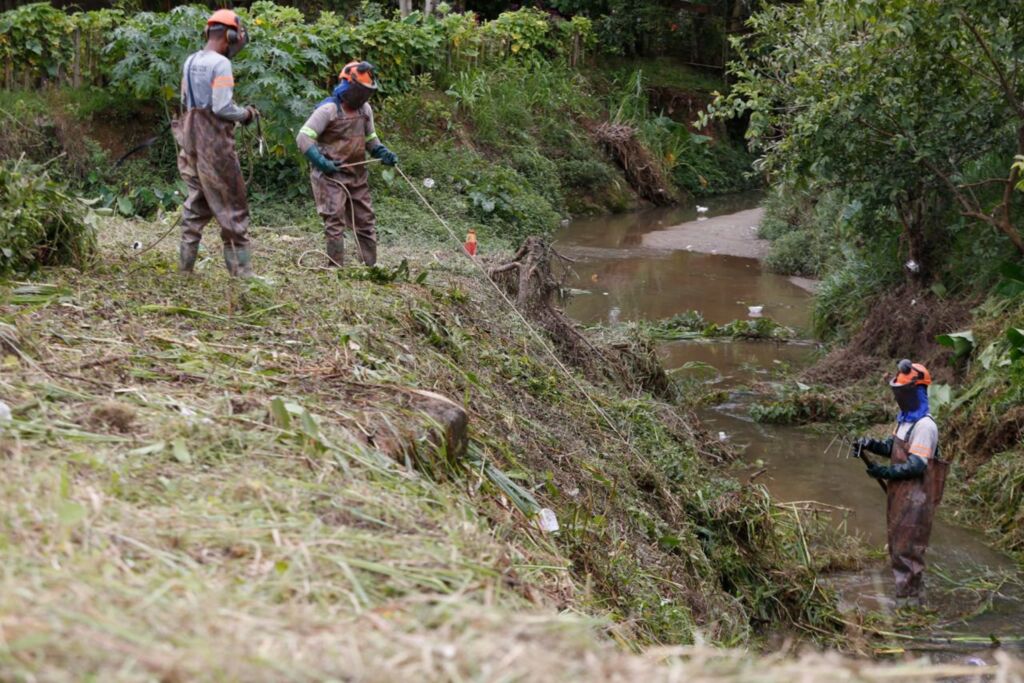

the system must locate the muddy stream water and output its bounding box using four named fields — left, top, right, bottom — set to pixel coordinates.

left=555, top=193, right=1024, bottom=661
